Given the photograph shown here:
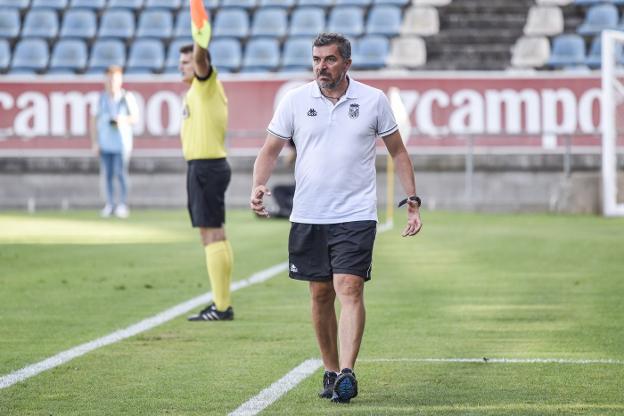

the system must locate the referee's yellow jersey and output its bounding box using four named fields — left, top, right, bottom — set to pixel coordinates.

left=180, top=72, right=228, bottom=161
